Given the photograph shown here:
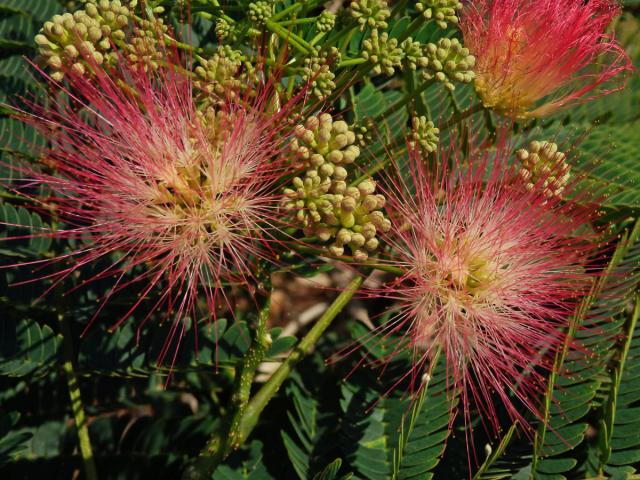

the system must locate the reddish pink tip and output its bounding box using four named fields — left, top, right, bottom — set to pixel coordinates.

left=460, top=0, right=633, bottom=118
